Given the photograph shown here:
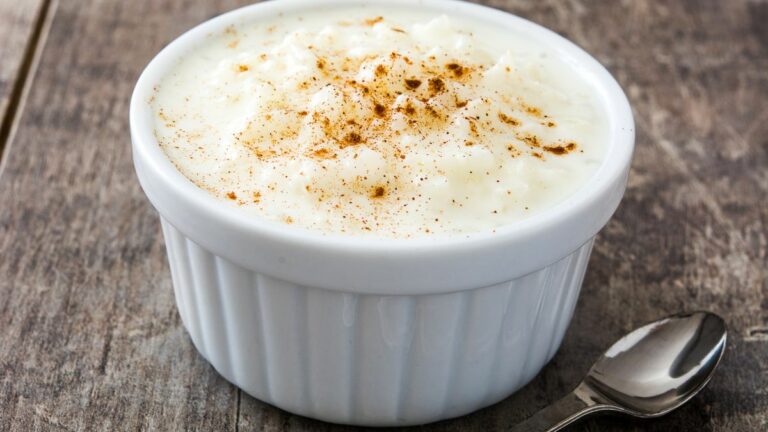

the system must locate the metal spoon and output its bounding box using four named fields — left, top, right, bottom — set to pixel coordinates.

left=510, top=311, right=727, bottom=432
